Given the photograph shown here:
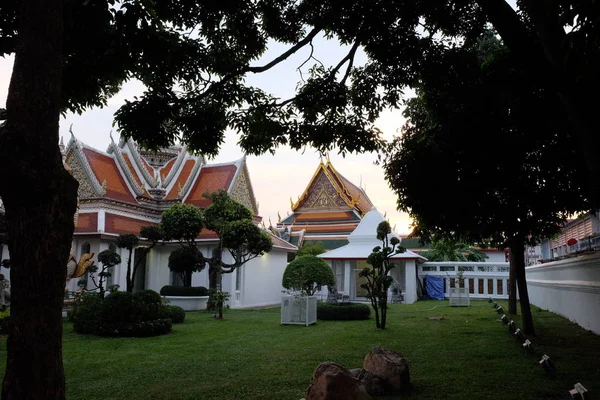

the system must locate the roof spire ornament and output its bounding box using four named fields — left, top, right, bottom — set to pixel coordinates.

left=69, top=124, right=75, bottom=140
left=269, top=217, right=273, bottom=228
left=109, top=130, right=115, bottom=144
left=326, top=152, right=331, bottom=164
left=277, top=211, right=281, bottom=222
